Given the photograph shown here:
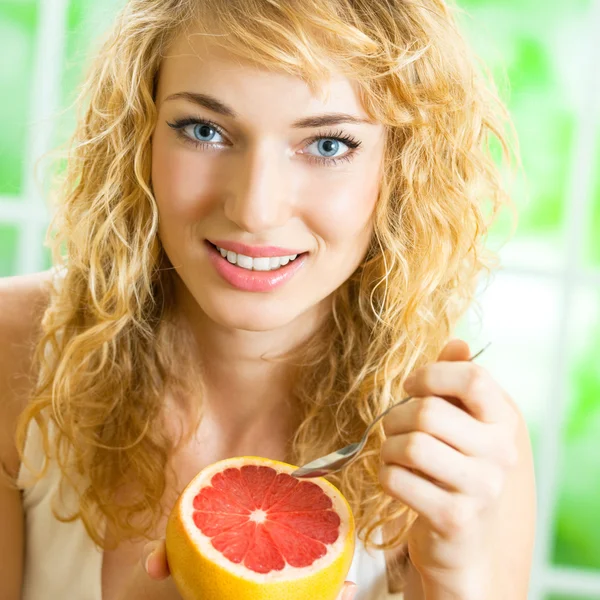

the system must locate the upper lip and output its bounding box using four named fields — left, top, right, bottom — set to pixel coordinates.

left=208, top=239, right=307, bottom=258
